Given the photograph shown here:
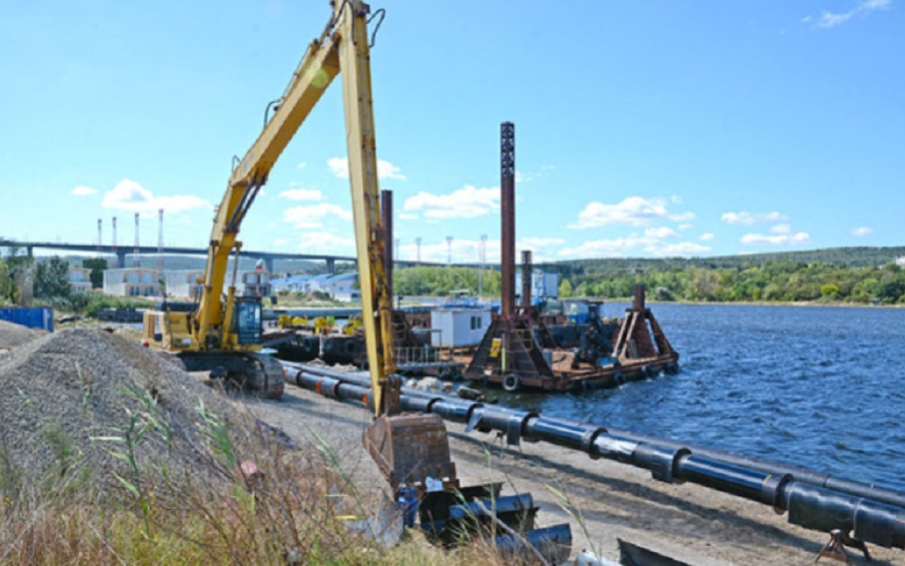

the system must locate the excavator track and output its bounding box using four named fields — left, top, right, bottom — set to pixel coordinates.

left=177, top=351, right=284, bottom=400
left=243, top=353, right=285, bottom=400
